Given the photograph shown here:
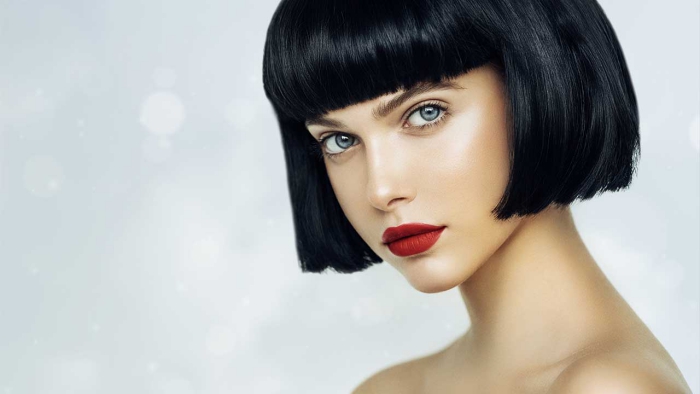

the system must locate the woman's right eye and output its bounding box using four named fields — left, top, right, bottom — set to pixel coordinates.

left=319, top=133, right=357, bottom=158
